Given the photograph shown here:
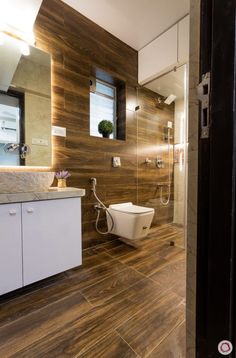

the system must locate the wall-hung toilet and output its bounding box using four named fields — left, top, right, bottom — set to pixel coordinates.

left=107, top=202, right=154, bottom=241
